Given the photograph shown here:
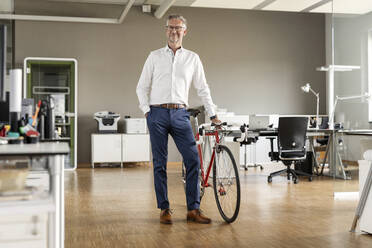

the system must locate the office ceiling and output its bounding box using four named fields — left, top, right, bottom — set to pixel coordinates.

left=0, top=0, right=371, bottom=23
